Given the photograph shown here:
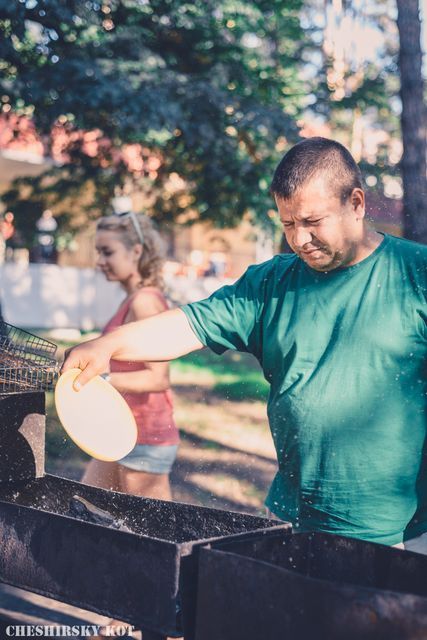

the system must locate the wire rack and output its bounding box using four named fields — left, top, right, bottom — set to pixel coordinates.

left=0, top=322, right=59, bottom=393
